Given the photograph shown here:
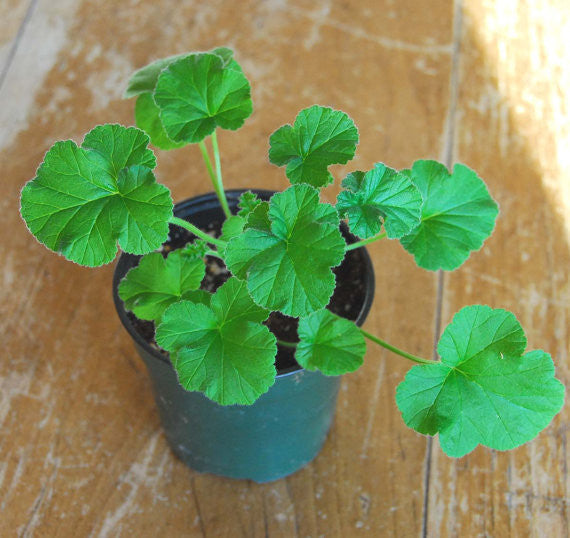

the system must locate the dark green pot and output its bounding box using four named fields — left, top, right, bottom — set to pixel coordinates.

left=113, top=190, right=375, bottom=483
